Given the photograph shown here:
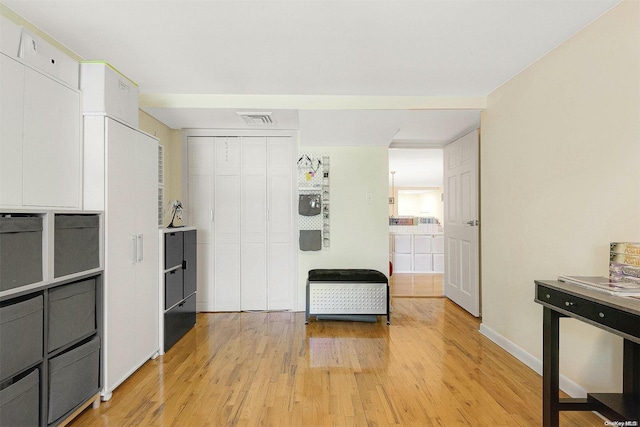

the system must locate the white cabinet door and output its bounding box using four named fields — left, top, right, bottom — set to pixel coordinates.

left=432, top=235, right=444, bottom=253
left=414, top=254, right=433, bottom=272
left=414, top=235, right=432, bottom=254
left=393, top=234, right=412, bottom=254
left=393, top=253, right=412, bottom=273
left=214, top=137, right=241, bottom=311
left=104, top=119, right=138, bottom=395
left=433, top=253, right=445, bottom=272
left=0, top=54, right=23, bottom=206
left=22, top=67, right=80, bottom=207
left=134, top=131, right=160, bottom=362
